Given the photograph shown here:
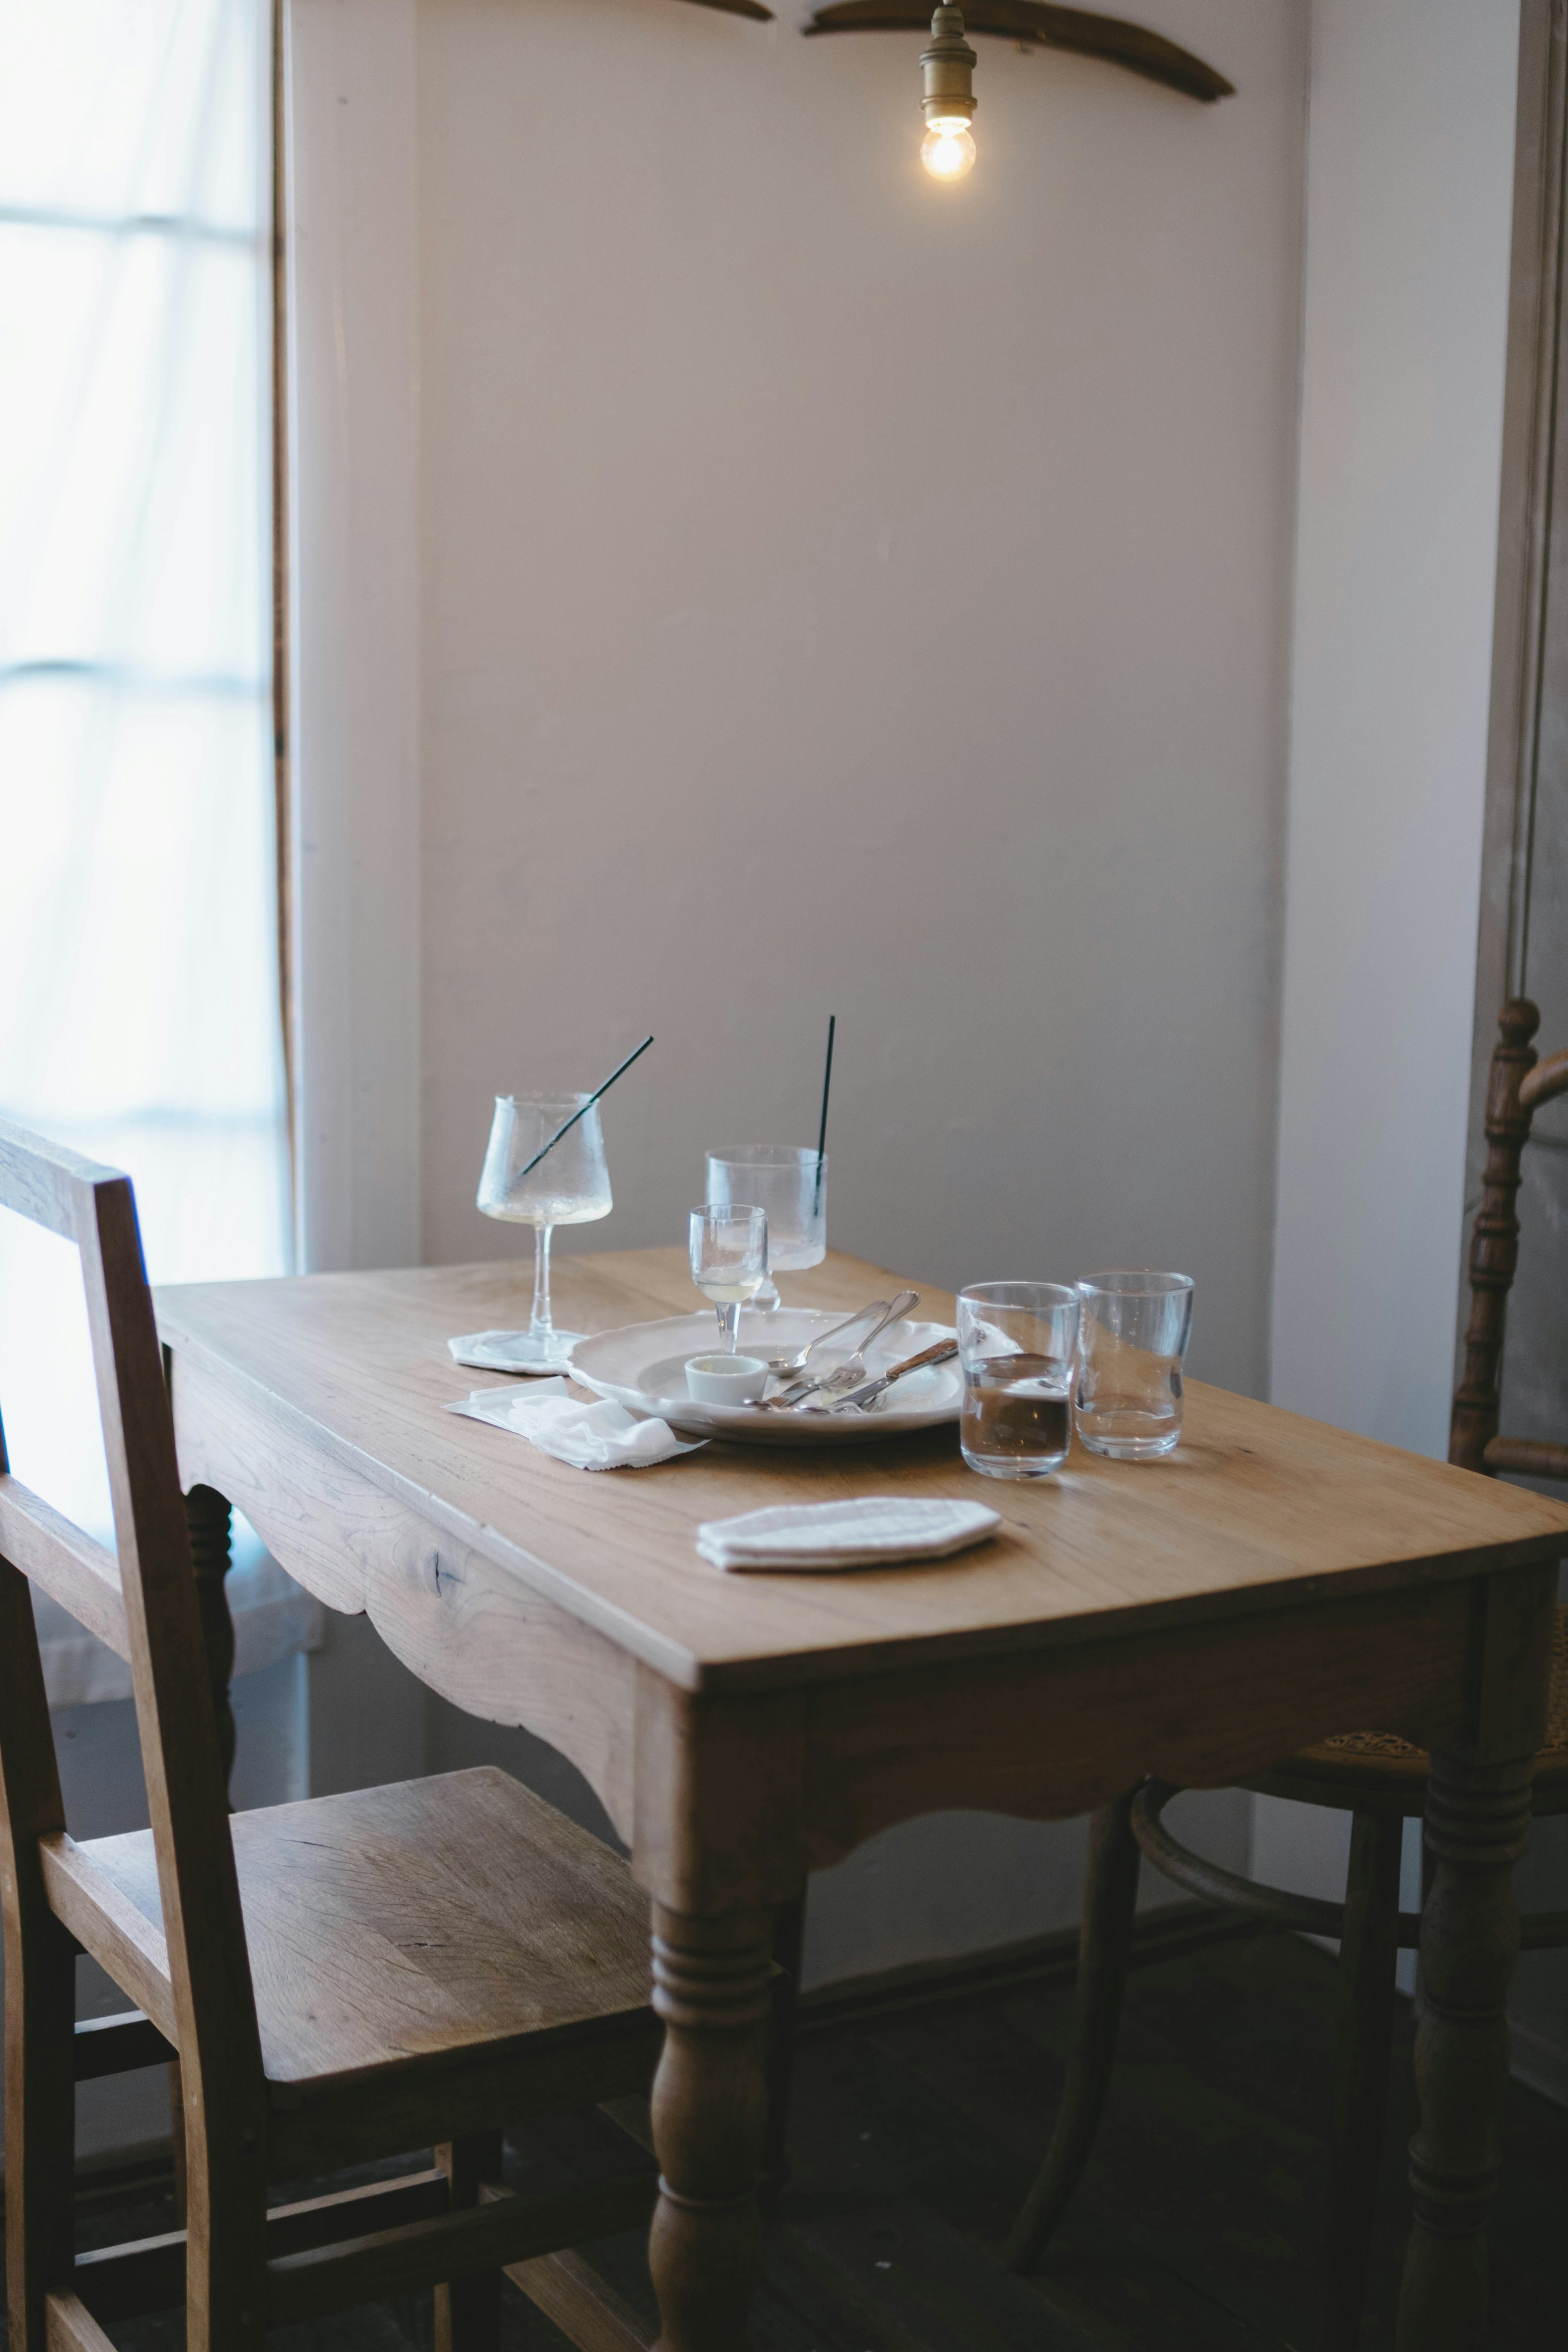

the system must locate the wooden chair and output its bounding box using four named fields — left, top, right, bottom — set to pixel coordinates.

left=1003, top=998, right=1568, bottom=2350
left=0, top=1119, right=664, bottom=2352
